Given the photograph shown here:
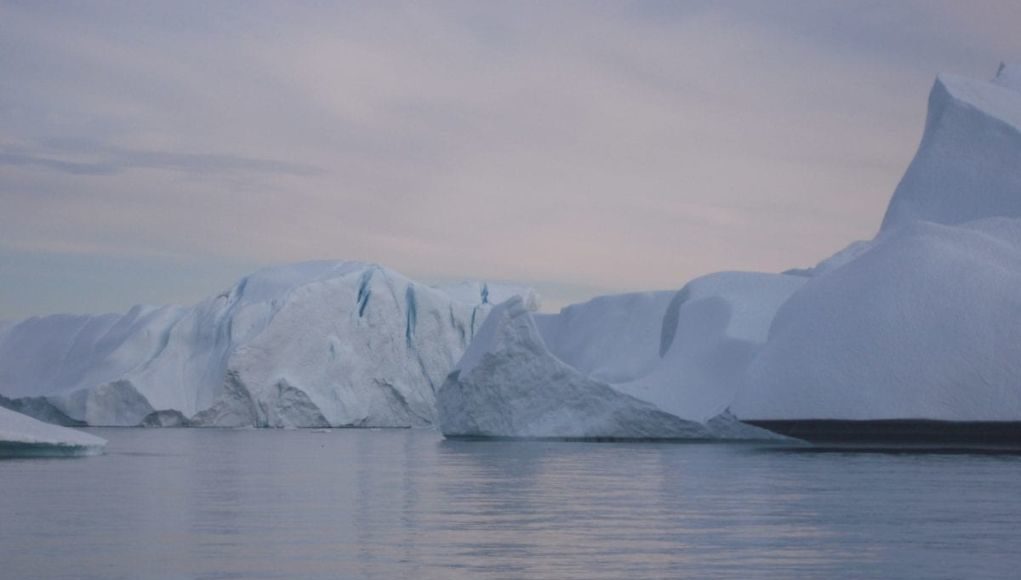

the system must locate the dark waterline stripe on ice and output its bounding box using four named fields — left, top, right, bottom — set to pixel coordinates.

left=747, top=419, right=1021, bottom=445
